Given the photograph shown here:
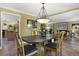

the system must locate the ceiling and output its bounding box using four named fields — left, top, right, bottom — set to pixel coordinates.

left=0, top=3, right=79, bottom=23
